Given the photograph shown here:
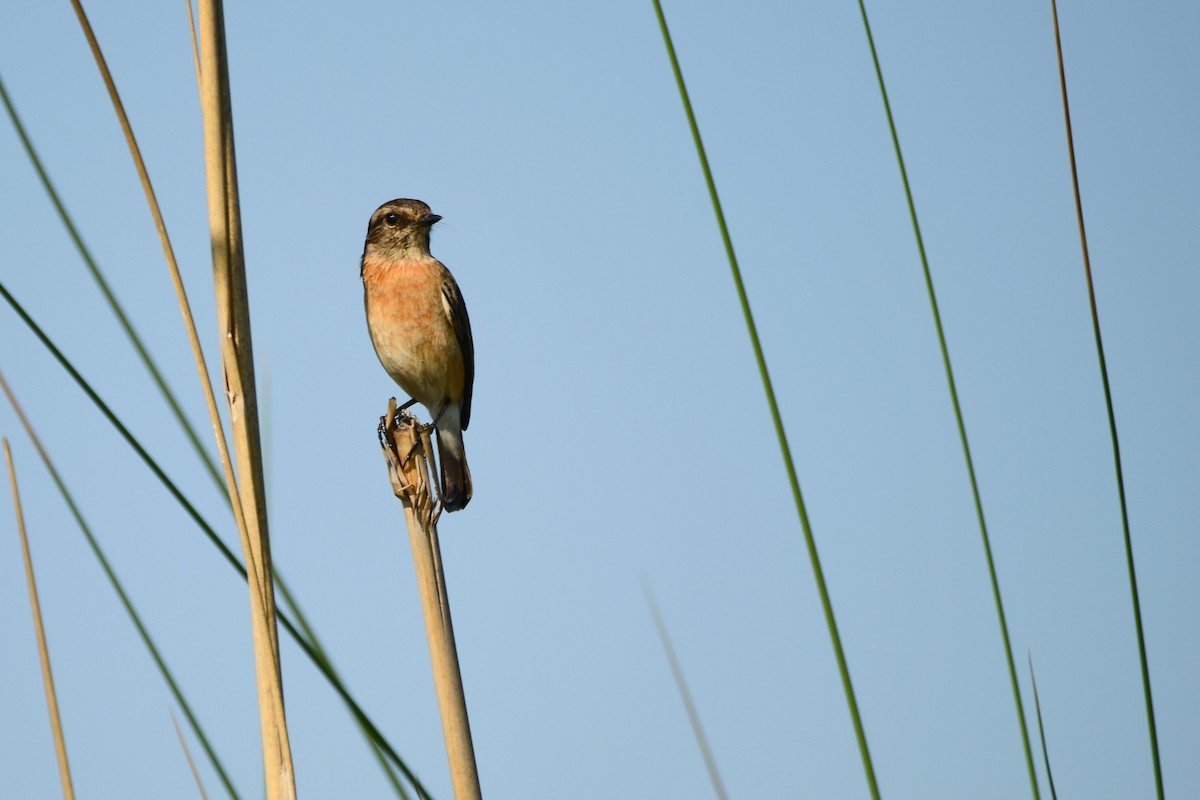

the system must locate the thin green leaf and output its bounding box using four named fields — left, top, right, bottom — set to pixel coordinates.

left=278, top=577, right=411, bottom=799
left=1048, top=3, right=1162, bottom=796
left=852, top=3, right=1039, bottom=796
left=650, top=2, right=880, bottom=796
left=1028, top=653, right=1058, bottom=800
